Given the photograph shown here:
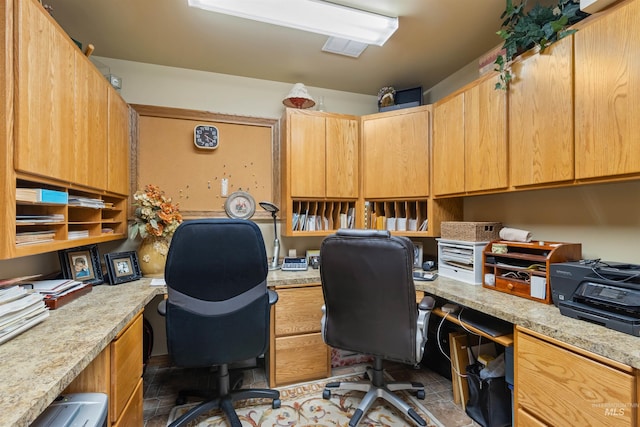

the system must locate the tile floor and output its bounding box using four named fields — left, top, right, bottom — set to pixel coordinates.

left=143, top=355, right=479, bottom=427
